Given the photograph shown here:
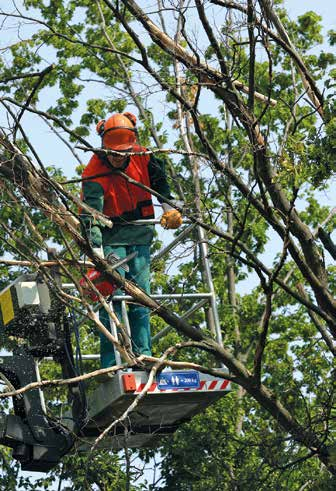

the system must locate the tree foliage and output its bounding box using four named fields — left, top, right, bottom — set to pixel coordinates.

left=0, top=0, right=335, bottom=488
